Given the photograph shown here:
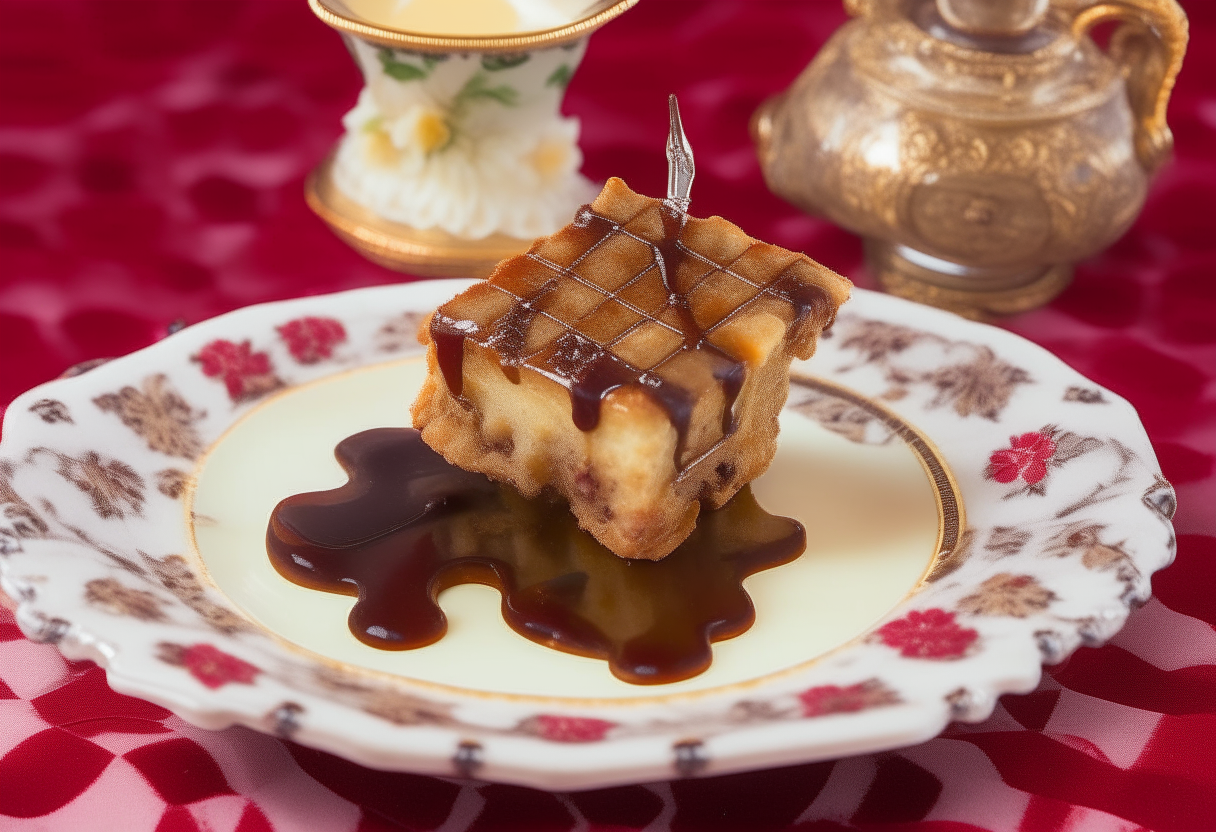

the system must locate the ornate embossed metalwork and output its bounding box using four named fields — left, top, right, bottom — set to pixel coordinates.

left=753, top=0, right=1187, bottom=319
